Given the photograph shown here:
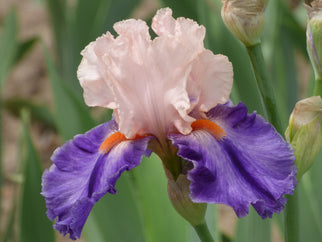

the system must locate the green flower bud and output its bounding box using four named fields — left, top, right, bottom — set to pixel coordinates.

left=305, top=0, right=322, bottom=79
left=285, top=96, right=322, bottom=179
left=167, top=171, right=207, bottom=226
left=221, top=0, right=268, bottom=46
